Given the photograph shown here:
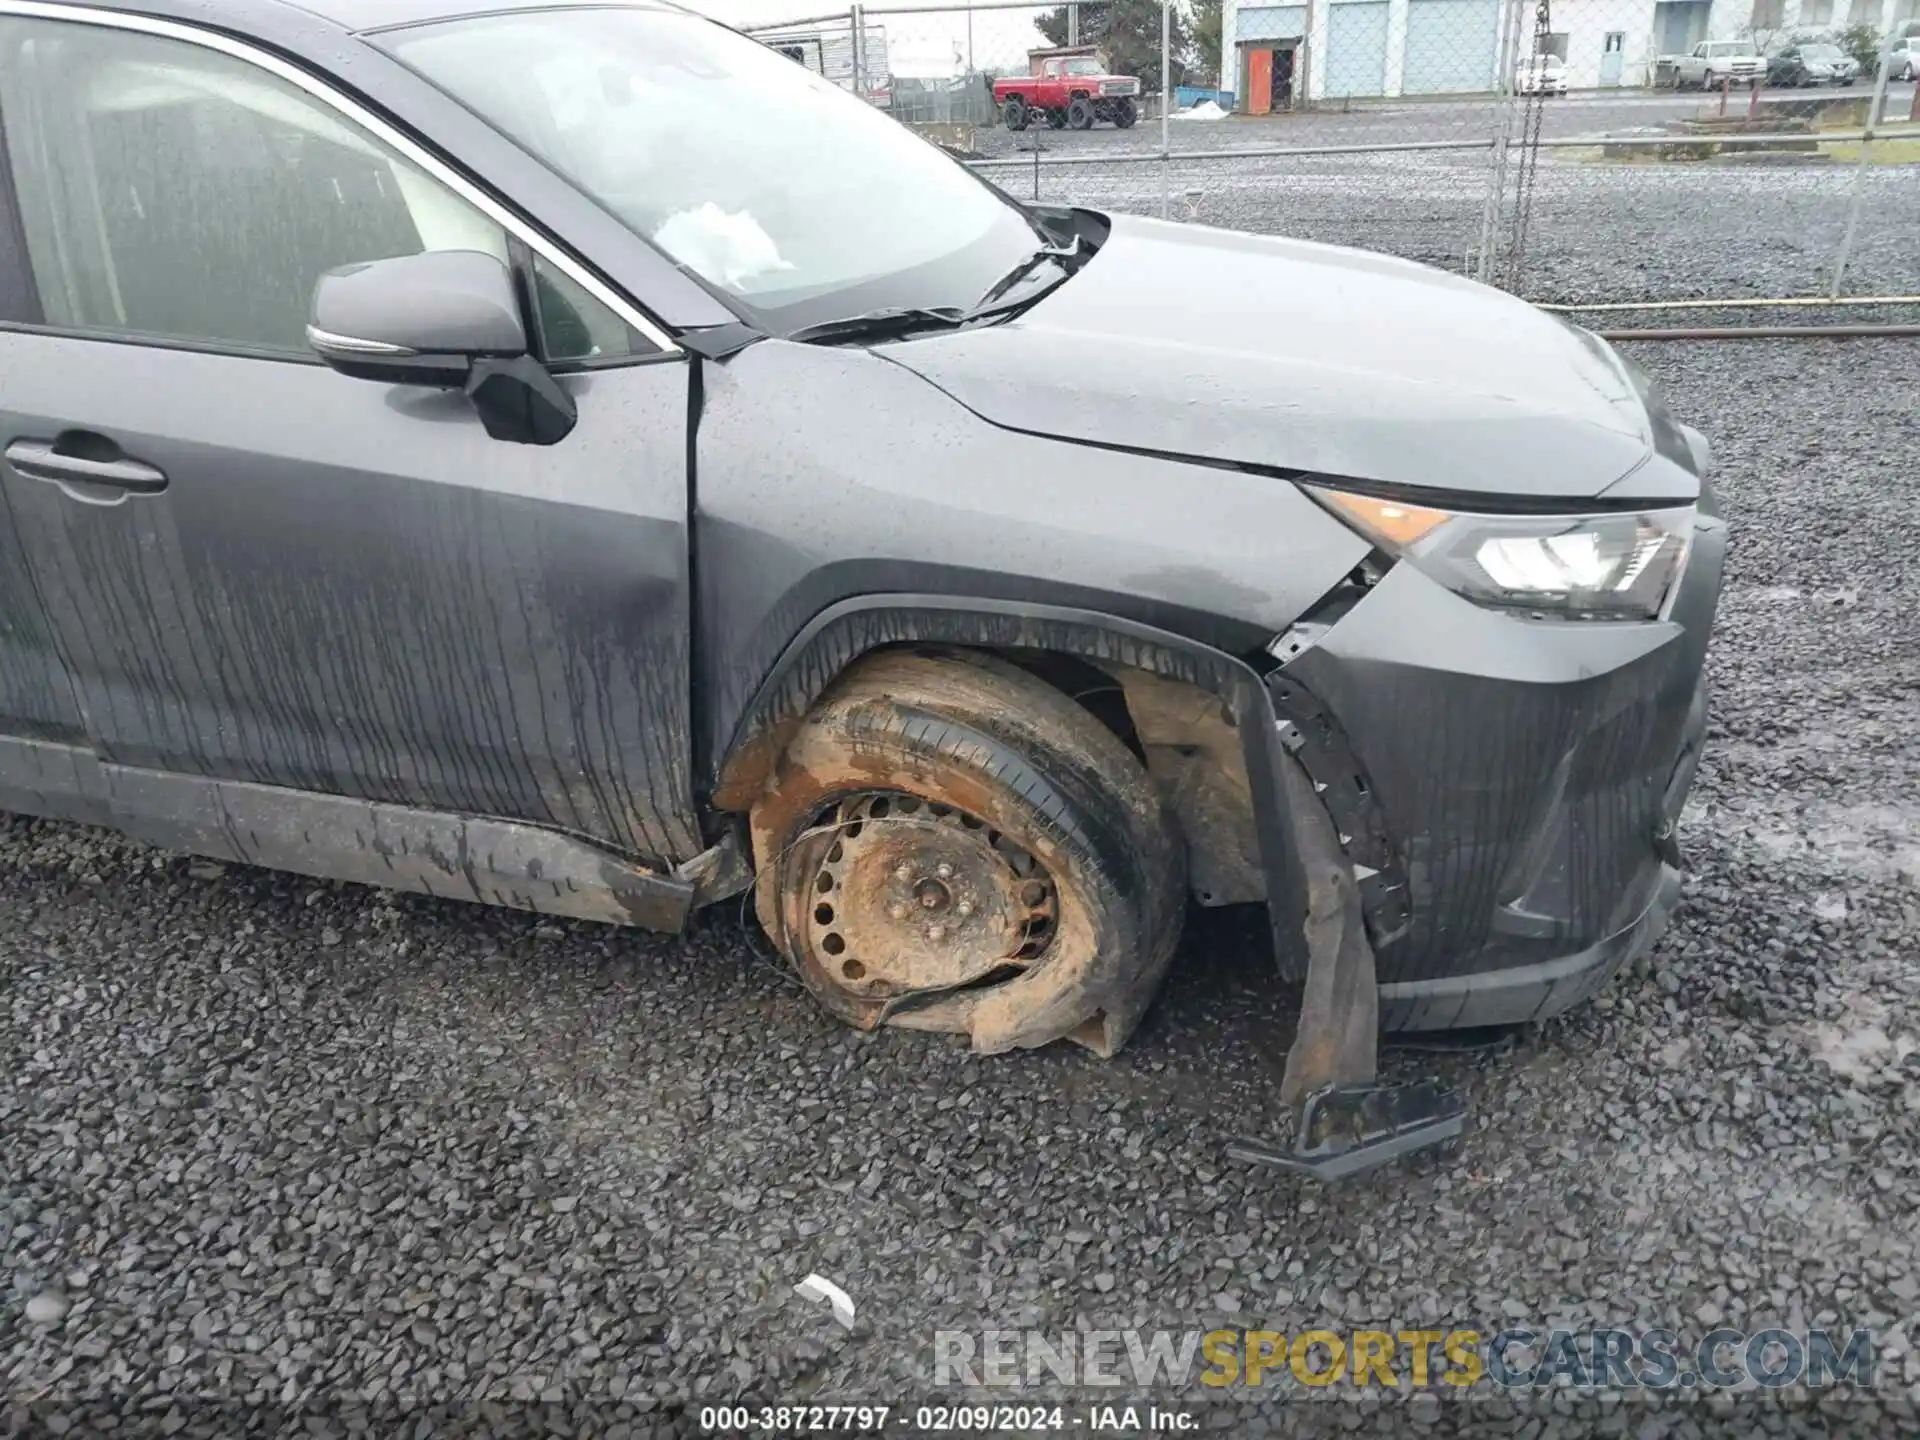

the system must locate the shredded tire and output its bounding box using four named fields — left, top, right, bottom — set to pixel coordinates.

left=749, top=648, right=1185, bottom=1057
